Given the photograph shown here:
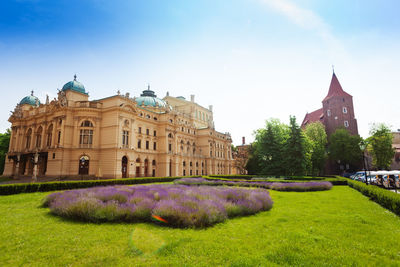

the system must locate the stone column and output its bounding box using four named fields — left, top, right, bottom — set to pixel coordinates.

left=32, top=151, right=39, bottom=182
